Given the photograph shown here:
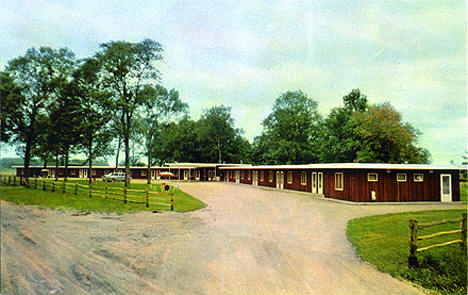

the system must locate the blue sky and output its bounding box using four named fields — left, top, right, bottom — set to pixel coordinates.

left=1, top=0, right=466, bottom=163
